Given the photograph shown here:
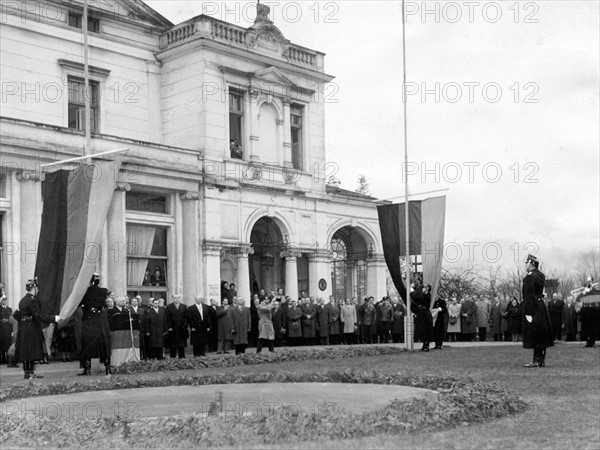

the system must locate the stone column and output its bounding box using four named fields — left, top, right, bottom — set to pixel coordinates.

left=367, top=254, right=388, bottom=301
left=234, top=243, right=254, bottom=306
left=180, top=192, right=200, bottom=301
left=307, top=250, right=332, bottom=300
left=247, top=85, right=259, bottom=161
left=106, top=182, right=129, bottom=296
left=281, top=248, right=301, bottom=300
left=17, top=171, right=42, bottom=289
left=202, top=240, right=222, bottom=303
left=282, top=99, right=292, bottom=165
